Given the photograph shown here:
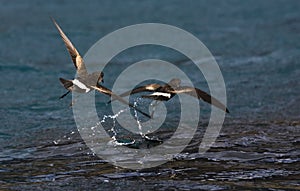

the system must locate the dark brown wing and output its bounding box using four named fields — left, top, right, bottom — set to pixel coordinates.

left=97, top=72, right=104, bottom=83
left=90, top=85, right=151, bottom=118
left=52, top=18, right=88, bottom=77
left=171, top=86, right=229, bottom=113
left=107, top=84, right=161, bottom=104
